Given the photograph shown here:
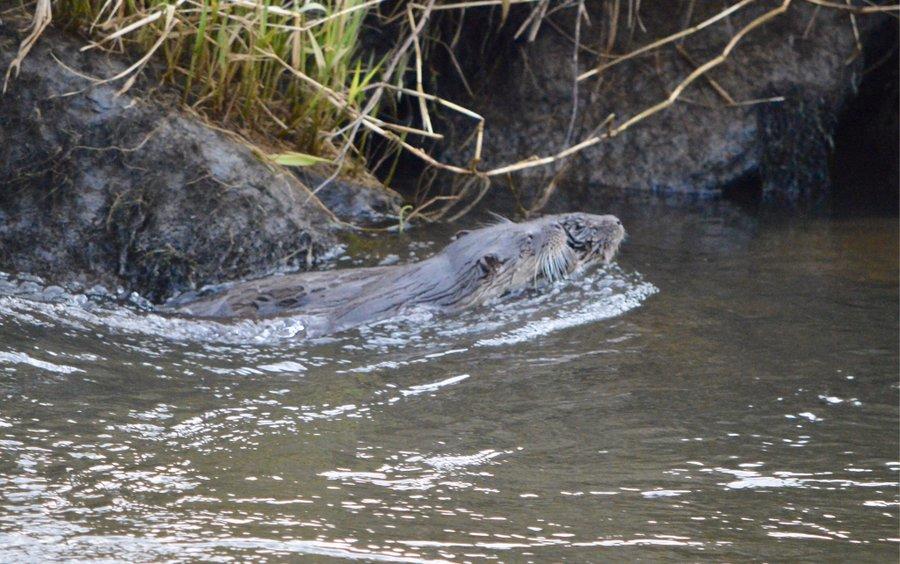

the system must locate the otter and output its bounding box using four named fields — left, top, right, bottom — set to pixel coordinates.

left=165, top=213, right=625, bottom=337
